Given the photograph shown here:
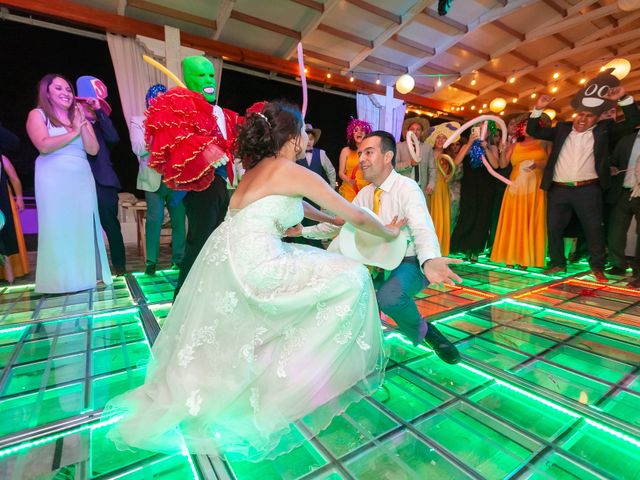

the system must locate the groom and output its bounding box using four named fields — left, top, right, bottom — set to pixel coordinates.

left=146, top=56, right=238, bottom=297
left=296, top=131, right=462, bottom=364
